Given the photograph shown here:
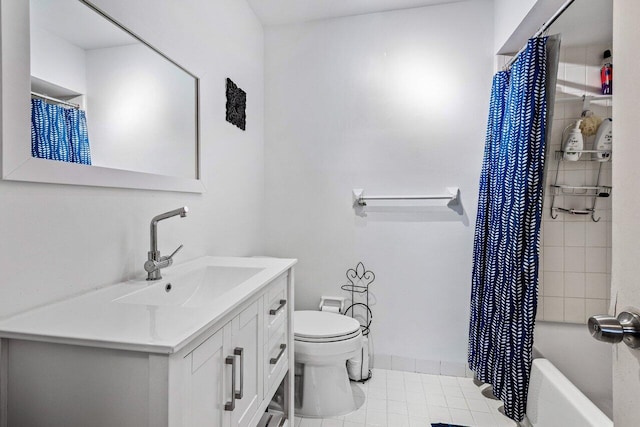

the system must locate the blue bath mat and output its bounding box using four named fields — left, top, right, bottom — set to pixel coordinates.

left=431, top=424, right=469, bottom=427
